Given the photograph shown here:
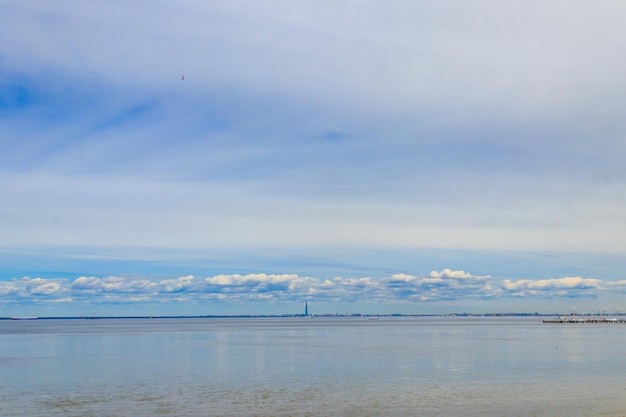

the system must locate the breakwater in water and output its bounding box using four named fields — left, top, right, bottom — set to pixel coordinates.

left=543, top=317, right=626, bottom=324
